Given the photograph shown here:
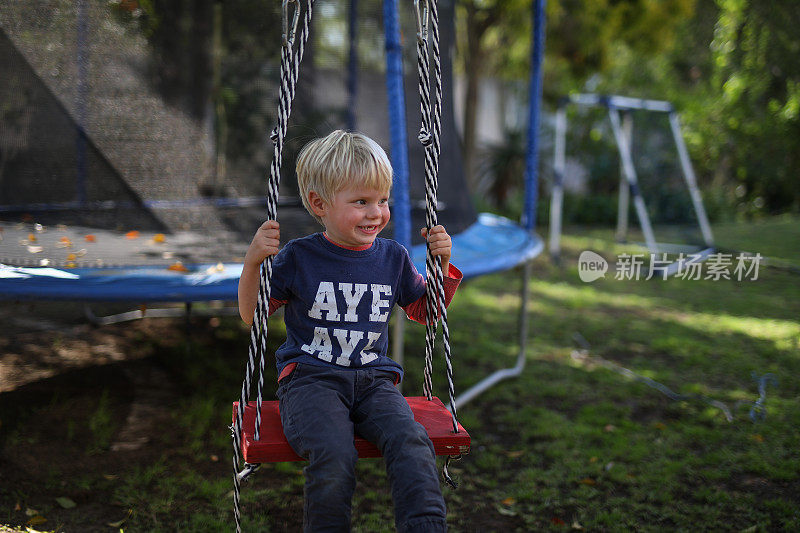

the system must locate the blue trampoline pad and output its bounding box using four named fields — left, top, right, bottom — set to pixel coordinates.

left=0, top=214, right=542, bottom=302
left=411, top=213, right=543, bottom=280
left=0, top=262, right=244, bottom=302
